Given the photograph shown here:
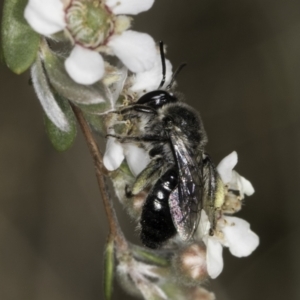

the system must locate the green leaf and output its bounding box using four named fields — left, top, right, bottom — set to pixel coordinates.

left=81, top=109, right=105, bottom=134
left=104, top=237, right=115, bottom=300
left=132, top=245, right=171, bottom=267
left=1, top=0, right=40, bottom=74
left=0, top=45, right=4, bottom=64
left=41, top=44, right=112, bottom=111
left=32, top=55, right=71, bottom=132
left=44, top=94, right=77, bottom=152
left=118, top=161, right=134, bottom=177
